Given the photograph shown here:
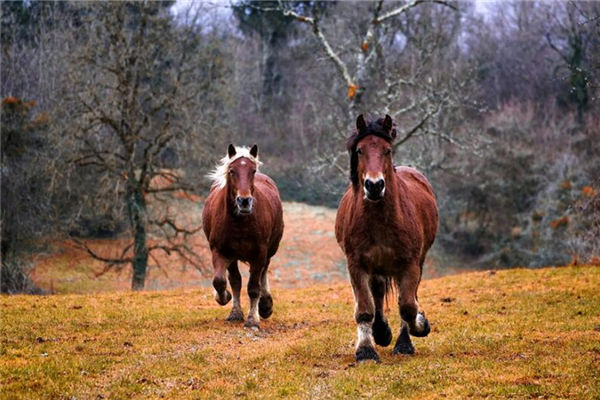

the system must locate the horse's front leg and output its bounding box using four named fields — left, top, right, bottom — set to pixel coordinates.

left=258, top=258, right=273, bottom=319
left=370, top=275, right=392, bottom=347
left=349, top=259, right=378, bottom=362
left=226, top=261, right=244, bottom=321
left=244, top=254, right=266, bottom=329
left=211, top=250, right=232, bottom=306
left=393, top=265, right=430, bottom=355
